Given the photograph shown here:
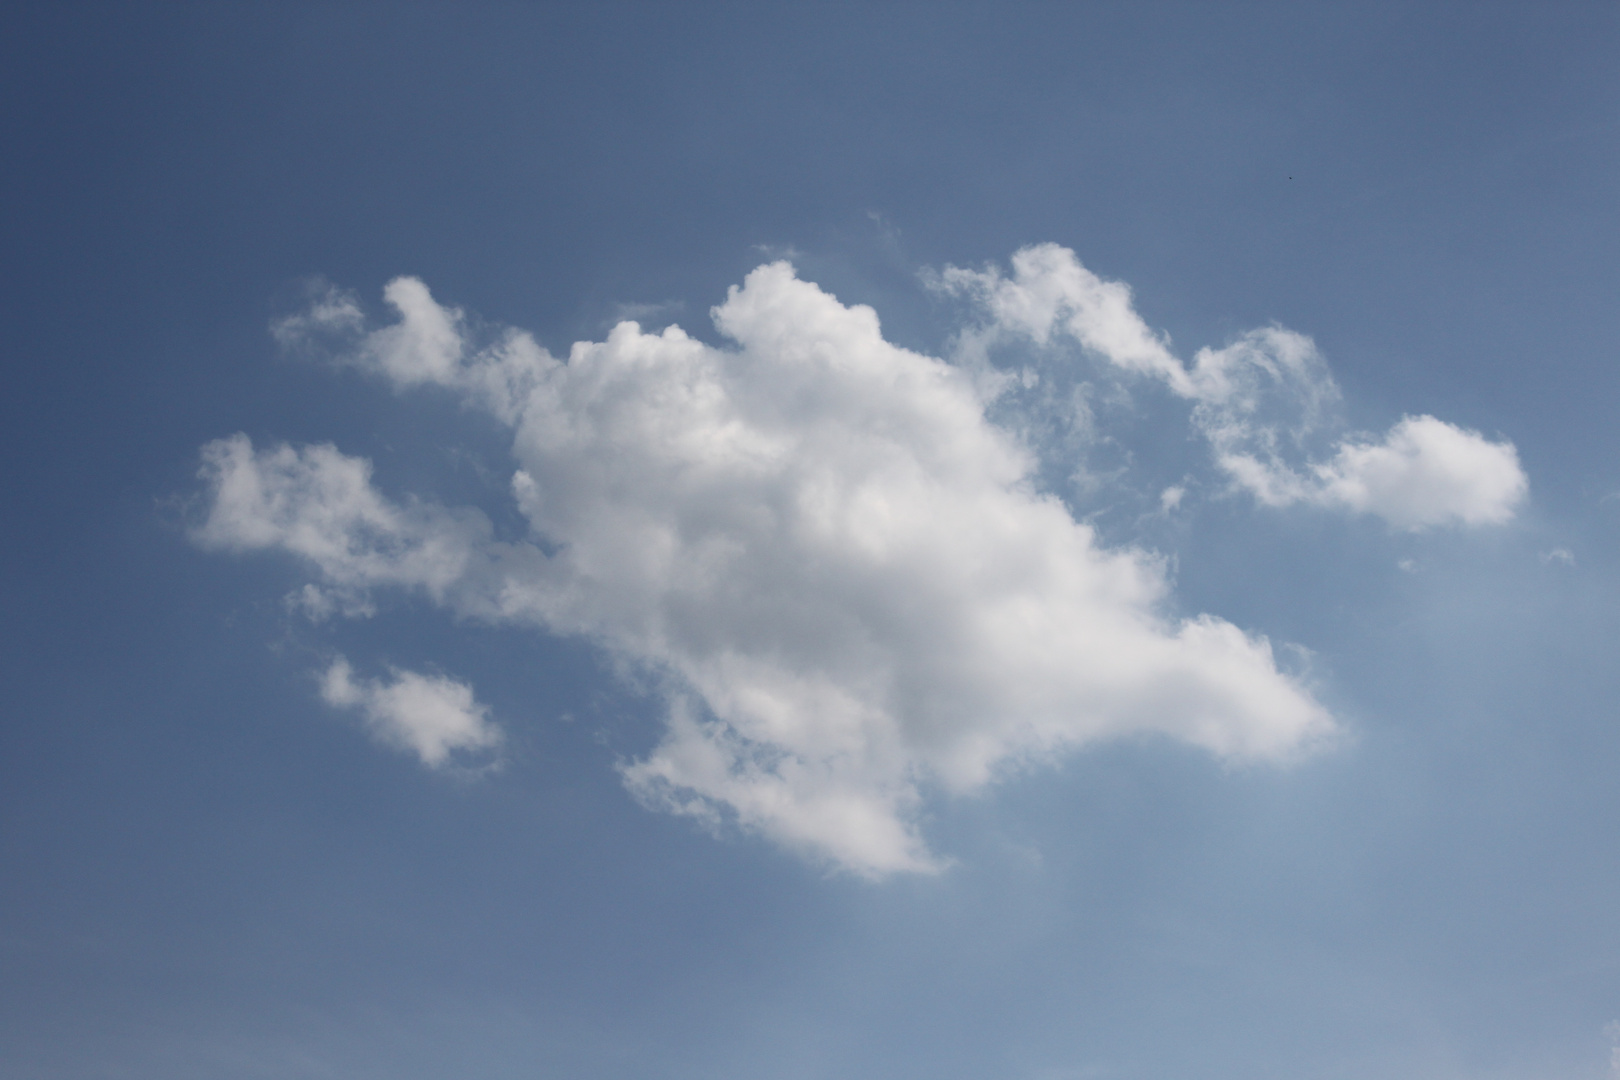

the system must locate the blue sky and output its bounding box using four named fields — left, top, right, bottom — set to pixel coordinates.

left=4, top=3, right=1620, bottom=1078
